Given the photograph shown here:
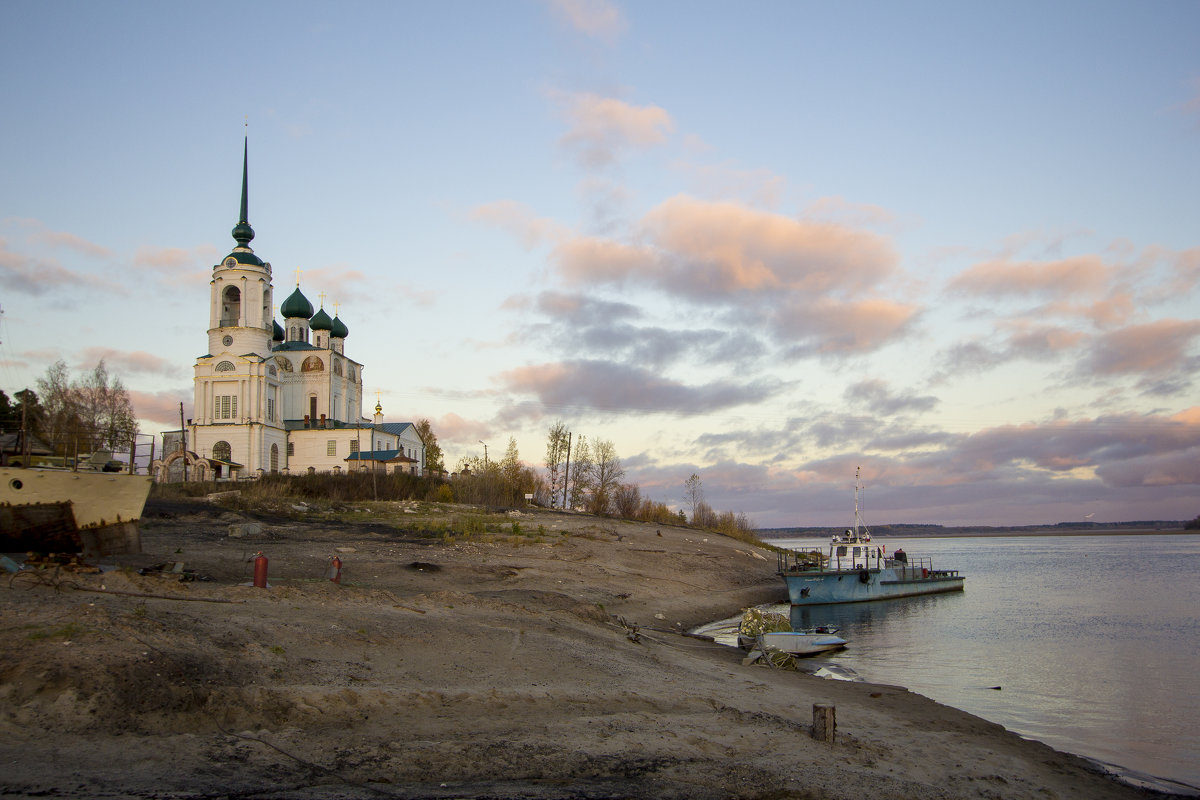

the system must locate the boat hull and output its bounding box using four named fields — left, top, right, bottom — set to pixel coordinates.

left=782, top=565, right=964, bottom=605
left=1, top=467, right=152, bottom=557
left=738, top=631, right=847, bottom=655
